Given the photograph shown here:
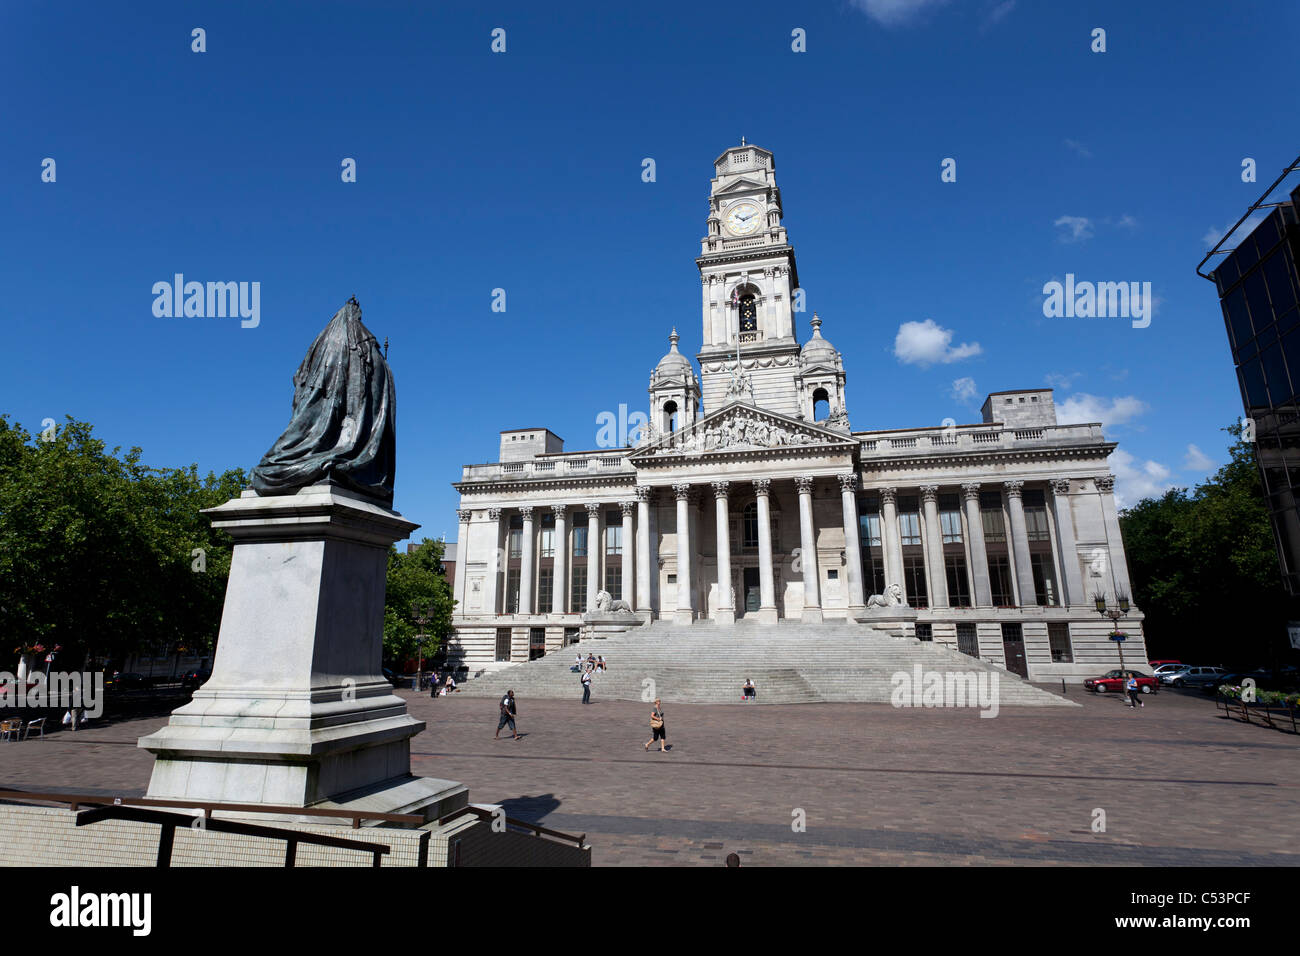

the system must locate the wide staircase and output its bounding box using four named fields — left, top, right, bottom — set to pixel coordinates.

left=455, top=620, right=1075, bottom=706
